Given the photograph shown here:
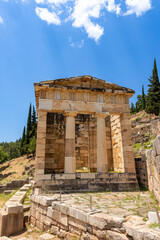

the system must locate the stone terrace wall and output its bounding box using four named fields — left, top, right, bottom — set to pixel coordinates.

left=30, top=193, right=160, bottom=240
left=0, top=179, right=29, bottom=193
left=145, top=135, right=160, bottom=202
left=135, top=155, right=148, bottom=188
